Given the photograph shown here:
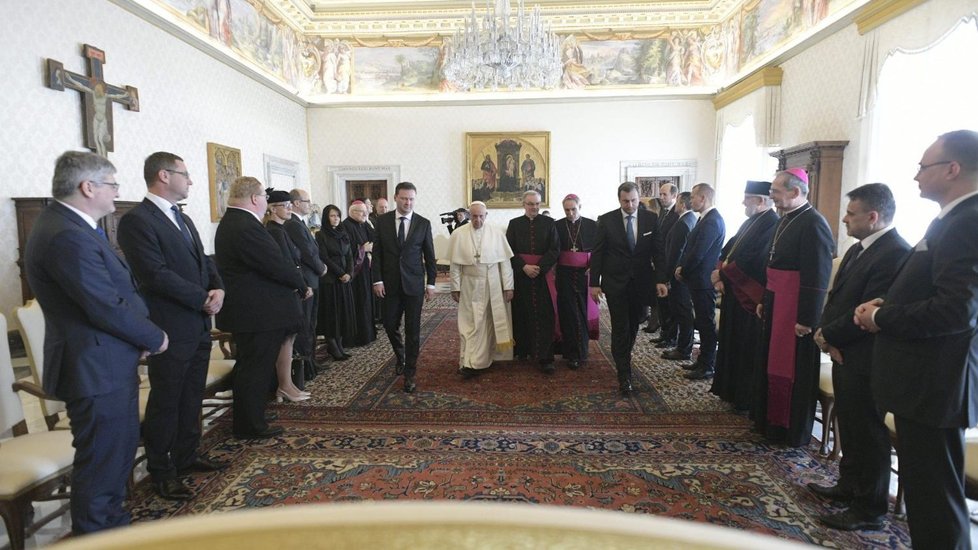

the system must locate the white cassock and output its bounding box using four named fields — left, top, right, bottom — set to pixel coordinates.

left=446, top=222, right=515, bottom=369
